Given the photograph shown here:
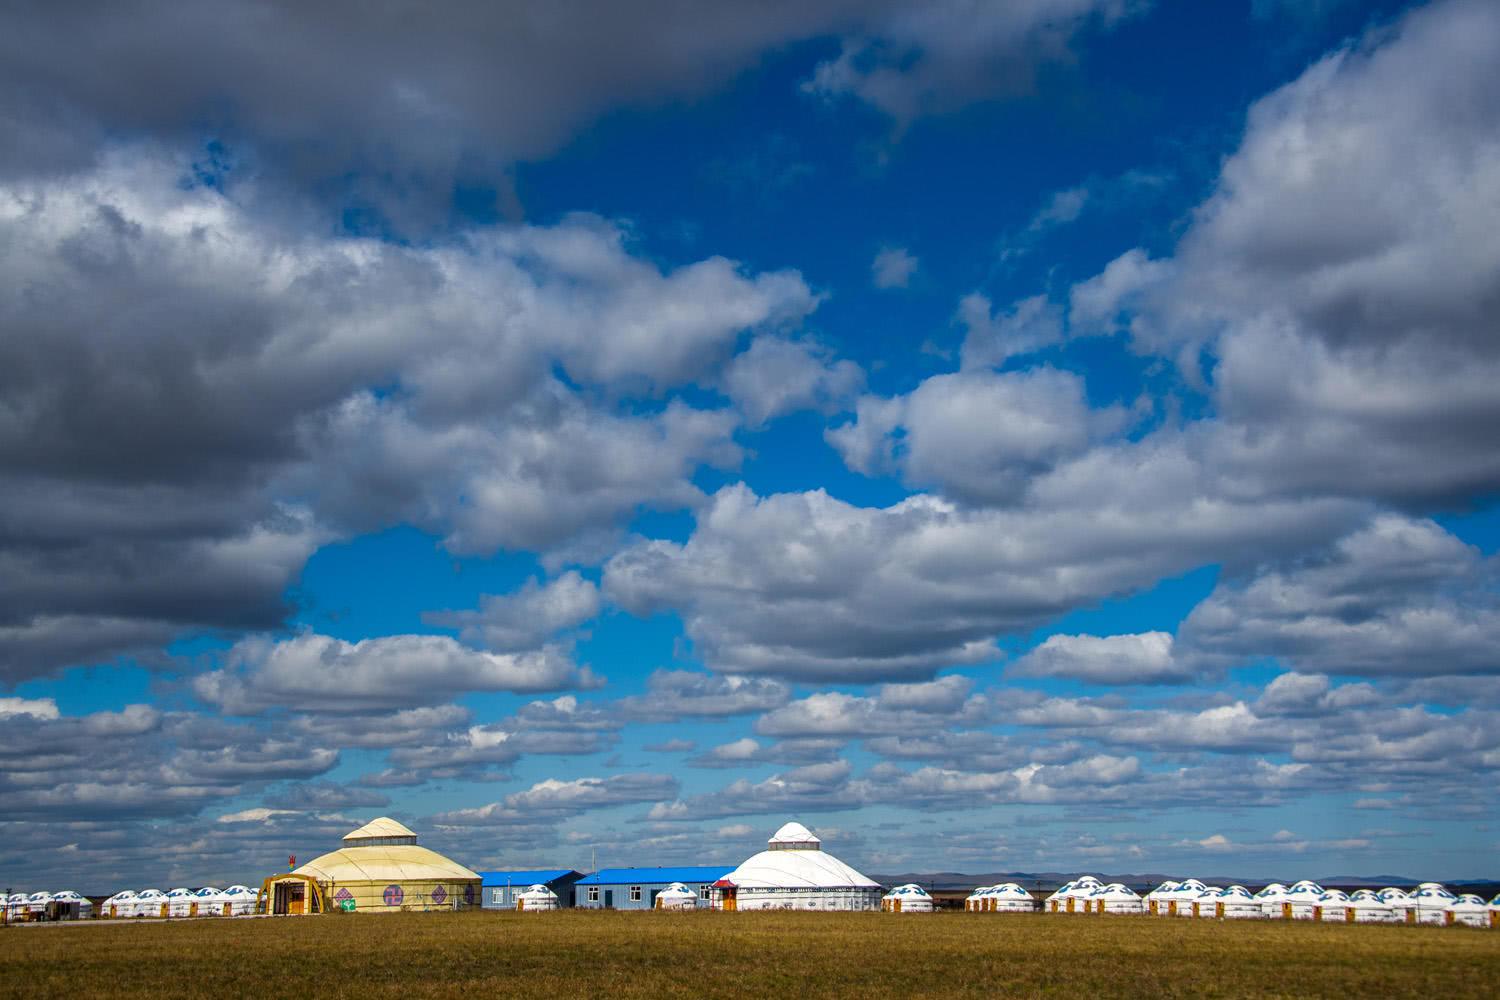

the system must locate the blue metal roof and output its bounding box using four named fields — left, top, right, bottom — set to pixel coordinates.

left=479, top=869, right=580, bottom=887
left=576, top=866, right=733, bottom=886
